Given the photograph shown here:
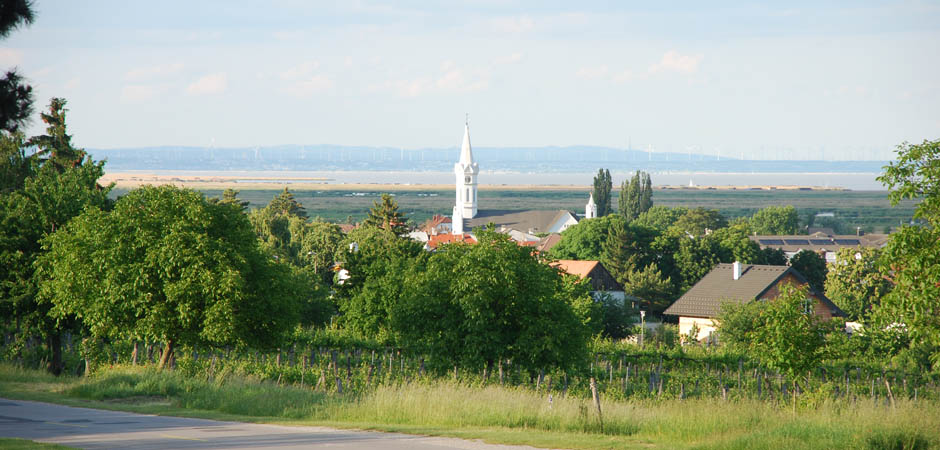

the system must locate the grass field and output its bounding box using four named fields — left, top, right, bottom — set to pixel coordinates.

left=109, top=186, right=915, bottom=233
left=1, top=364, right=936, bottom=449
